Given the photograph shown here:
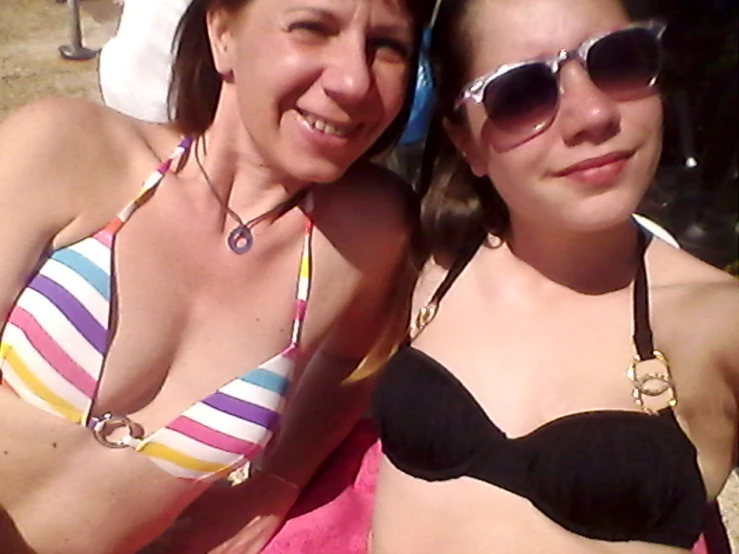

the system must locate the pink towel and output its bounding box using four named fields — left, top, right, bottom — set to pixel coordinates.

left=262, top=420, right=380, bottom=554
